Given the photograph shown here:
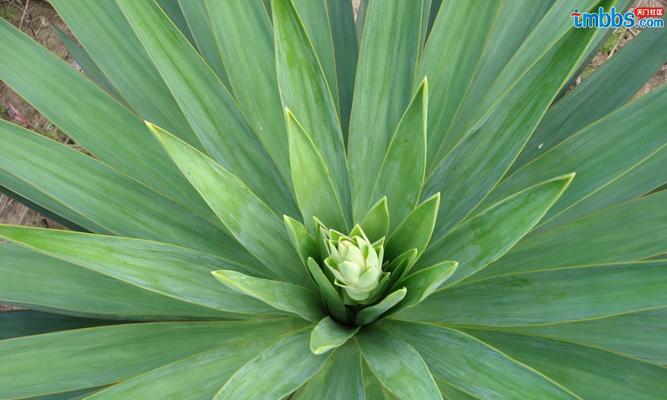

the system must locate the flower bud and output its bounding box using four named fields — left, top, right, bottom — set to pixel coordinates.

left=324, top=228, right=383, bottom=303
